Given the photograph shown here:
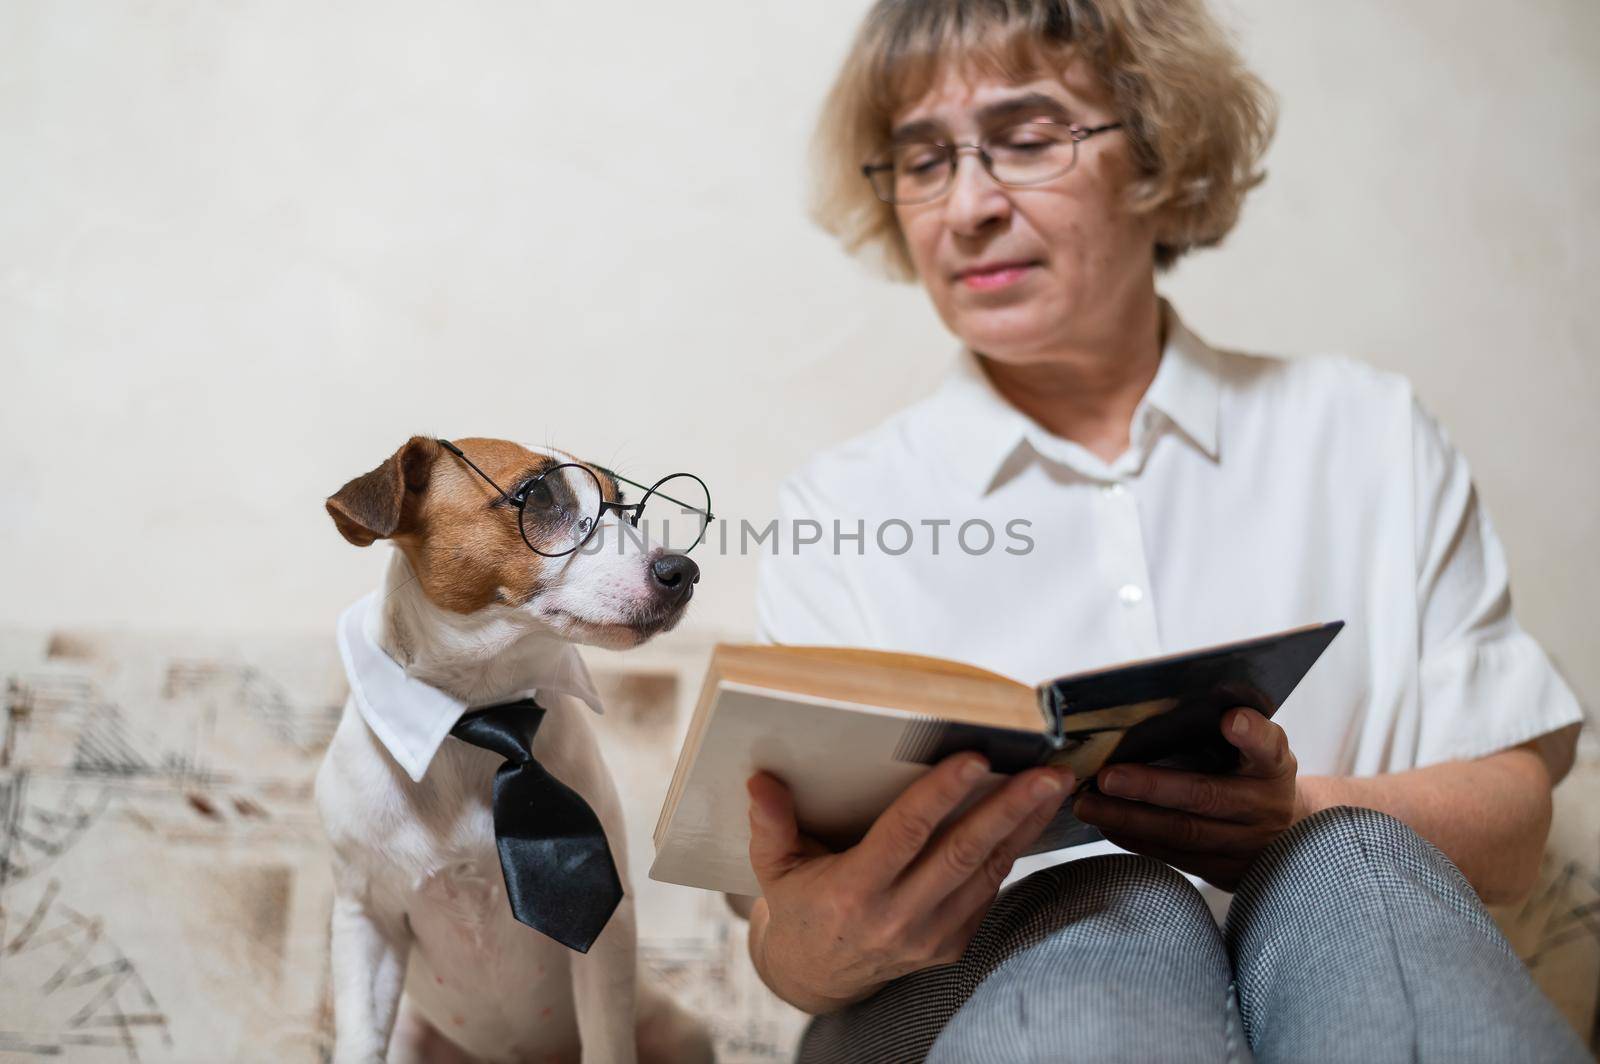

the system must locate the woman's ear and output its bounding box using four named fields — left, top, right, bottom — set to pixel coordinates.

left=325, top=436, right=442, bottom=547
